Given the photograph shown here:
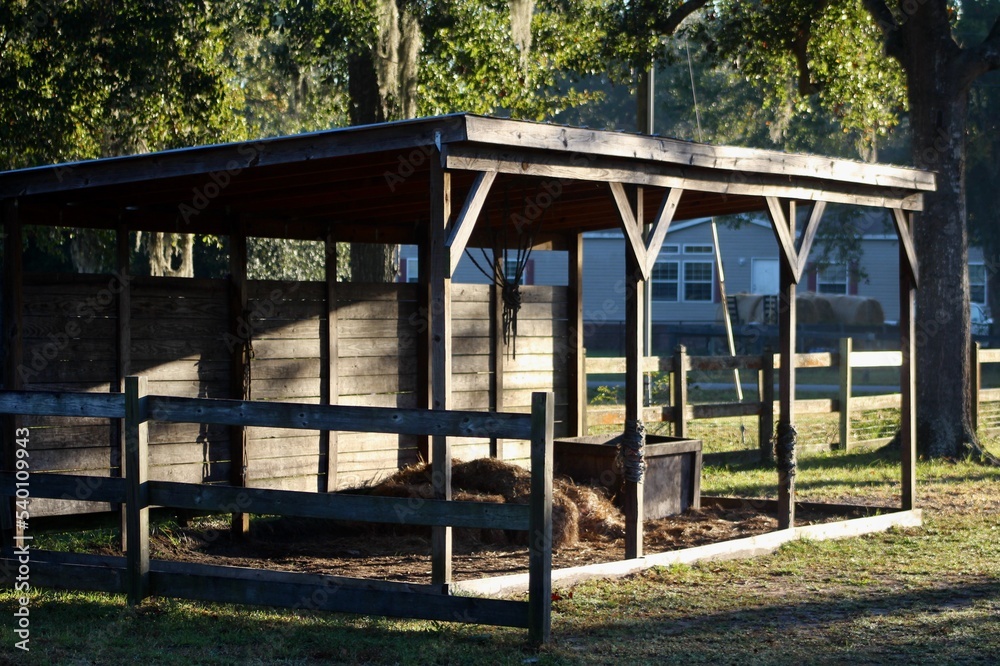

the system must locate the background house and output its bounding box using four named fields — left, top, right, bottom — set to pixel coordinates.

left=400, top=209, right=989, bottom=355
